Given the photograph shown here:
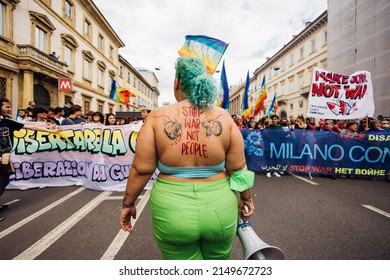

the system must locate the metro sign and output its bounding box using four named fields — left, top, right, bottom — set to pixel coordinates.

left=58, top=78, right=72, bottom=92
